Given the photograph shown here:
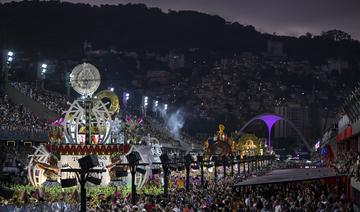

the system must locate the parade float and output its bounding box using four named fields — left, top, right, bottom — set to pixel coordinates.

left=203, top=124, right=265, bottom=158
left=236, top=133, right=264, bottom=157
left=27, top=63, right=163, bottom=188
